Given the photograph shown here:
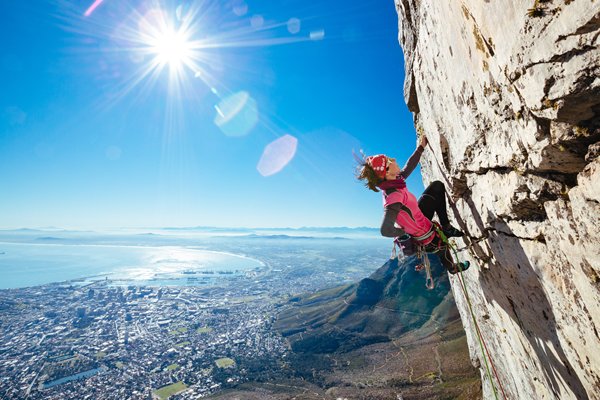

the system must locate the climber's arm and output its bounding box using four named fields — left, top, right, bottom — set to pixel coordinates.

left=401, top=136, right=428, bottom=179
left=380, top=203, right=406, bottom=238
